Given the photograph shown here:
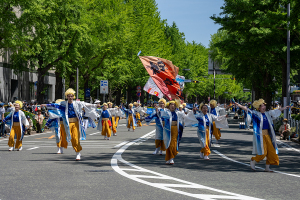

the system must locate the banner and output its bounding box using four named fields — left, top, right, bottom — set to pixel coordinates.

left=143, top=77, right=164, bottom=99
left=176, top=75, right=185, bottom=91
left=139, top=56, right=183, bottom=100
